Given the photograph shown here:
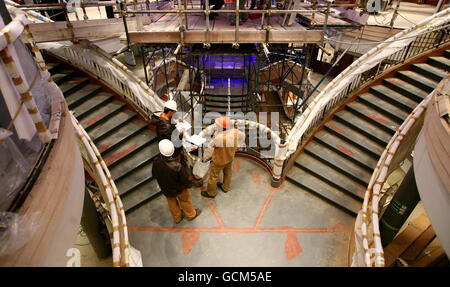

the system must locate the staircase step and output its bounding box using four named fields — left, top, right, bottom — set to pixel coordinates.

left=412, top=63, right=447, bottom=82
left=108, top=139, right=159, bottom=171
left=396, top=70, right=438, bottom=93
left=205, top=106, right=245, bottom=113
left=346, top=101, right=399, bottom=134
left=295, top=153, right=366, bottom=201
left=428, top=56, right=450, bottom=71
left=122, top=179, right=162, bottom=214
left=51, top=69, right=76, bottom=85
left=383, top=78, right=428, bottom=103
left=304, top=141, right=372, bottom=186
left=66, top=84, right=103, bottom=109
left=102, top=129, right=157, bottom=166
left=334, top=110, right=392, bottom=146
left=72, top=92, right=114, bottom=119
left=286, top=165, right=360, bottom=216
left=80, top=101, right=126, bottom=131
left=358, top=93, right=409, bottom=124
left=314, top=130, right=378, bottom=171
left=369, top=85, right=418, bottom=112
left=119, top=174, right=154, bottom=197
left=444, top=49, right=450, bottom=59
left=95, top=118, right=148, bottom=155
left=115, top=161, right=154, bottom=194
left=111, top=146, right=158, bottom=181
left=88, top=109, right=137, bottom=143
left=324, top=120, right=384, bottom=157
left=46, top=63, right=61, bottom=74
left=58, top=77, right=90, bottom=95
left=205, top=102, right=245, bottom=108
